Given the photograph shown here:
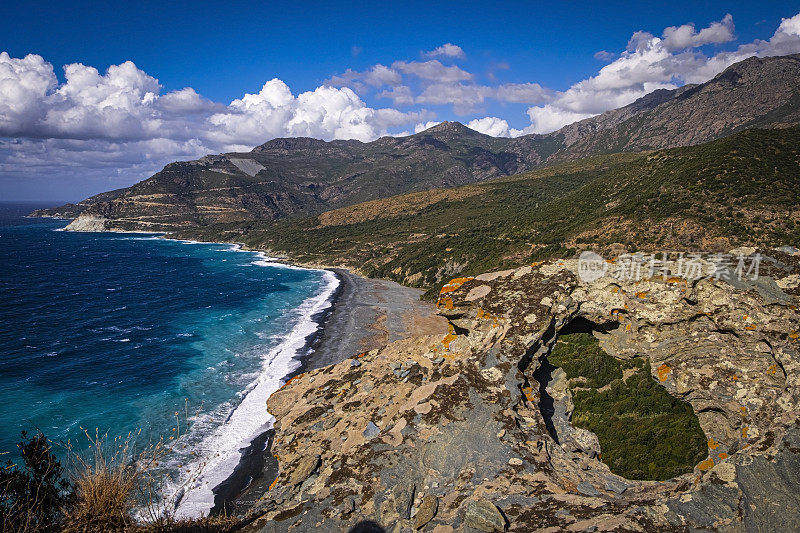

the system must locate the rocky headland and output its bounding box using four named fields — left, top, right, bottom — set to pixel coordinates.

left=239, top=248, right=800, bottom=532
